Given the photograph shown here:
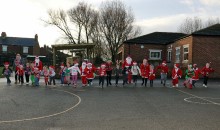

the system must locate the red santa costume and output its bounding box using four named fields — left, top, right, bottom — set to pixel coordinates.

left=98, top=64, right=107, bottom=88
left=122, top=56, right=133, bottom=83
left=156, top=61, right=169, bottom=86
left=34, top=56, right=43, bottom=71
left=192, top=64, right=201, bottom=87
left=18, top=65, right=24, bottom=84
left=172, top=64, right=182, bottom=87
left=201, top=62, right=214, bottom=87
left=86, top=62, right=96, bottom=86
left=80, top=62, right=88, bottom=87
left=140, top=59, right=150, bottom=86
left=149, top=65, right=156, bottom=87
